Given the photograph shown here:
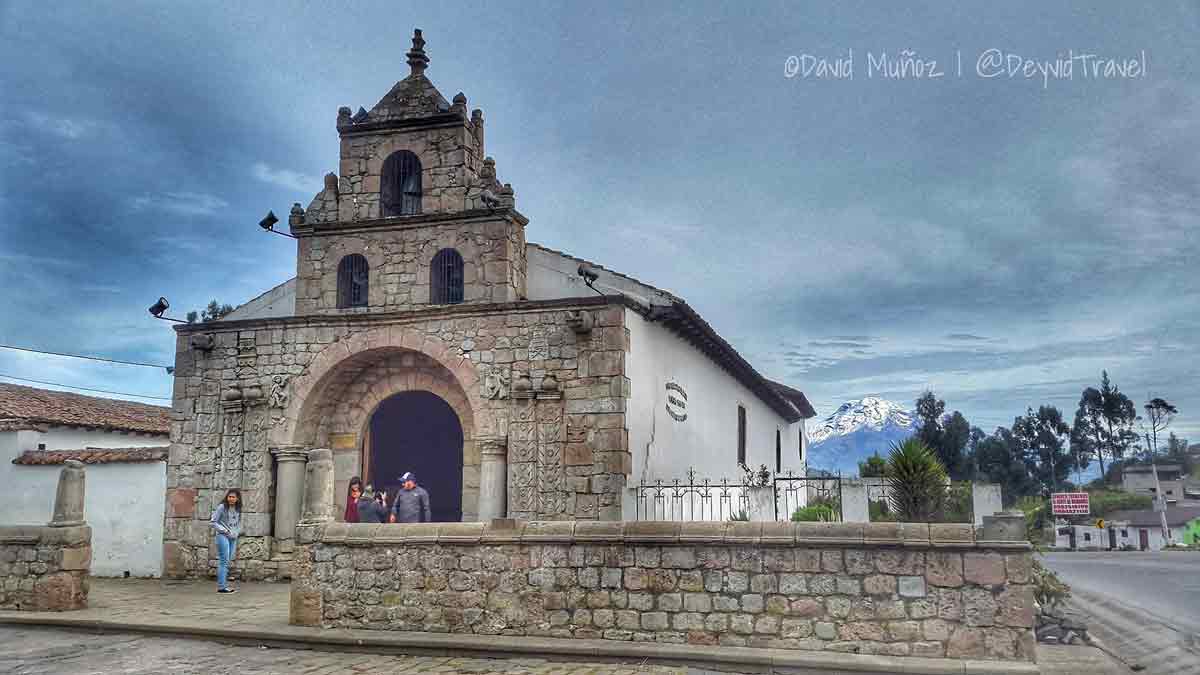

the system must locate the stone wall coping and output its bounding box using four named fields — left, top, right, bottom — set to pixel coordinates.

left=173, top=294, right=635, bottom=334
left=0, top=524, right=91, bottom=547
left=310, top=520, right=1031, bottom=550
